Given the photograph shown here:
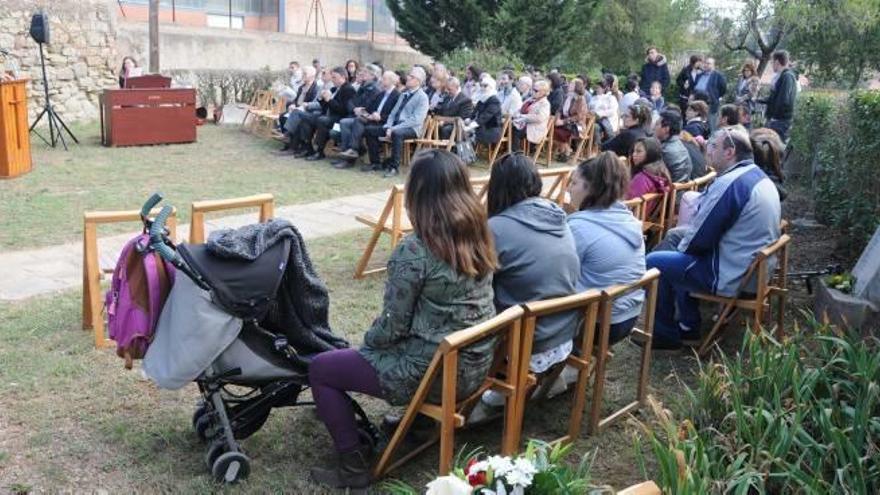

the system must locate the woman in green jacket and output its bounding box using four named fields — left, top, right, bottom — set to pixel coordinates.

left=309, top=149, right=498, bottom=490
